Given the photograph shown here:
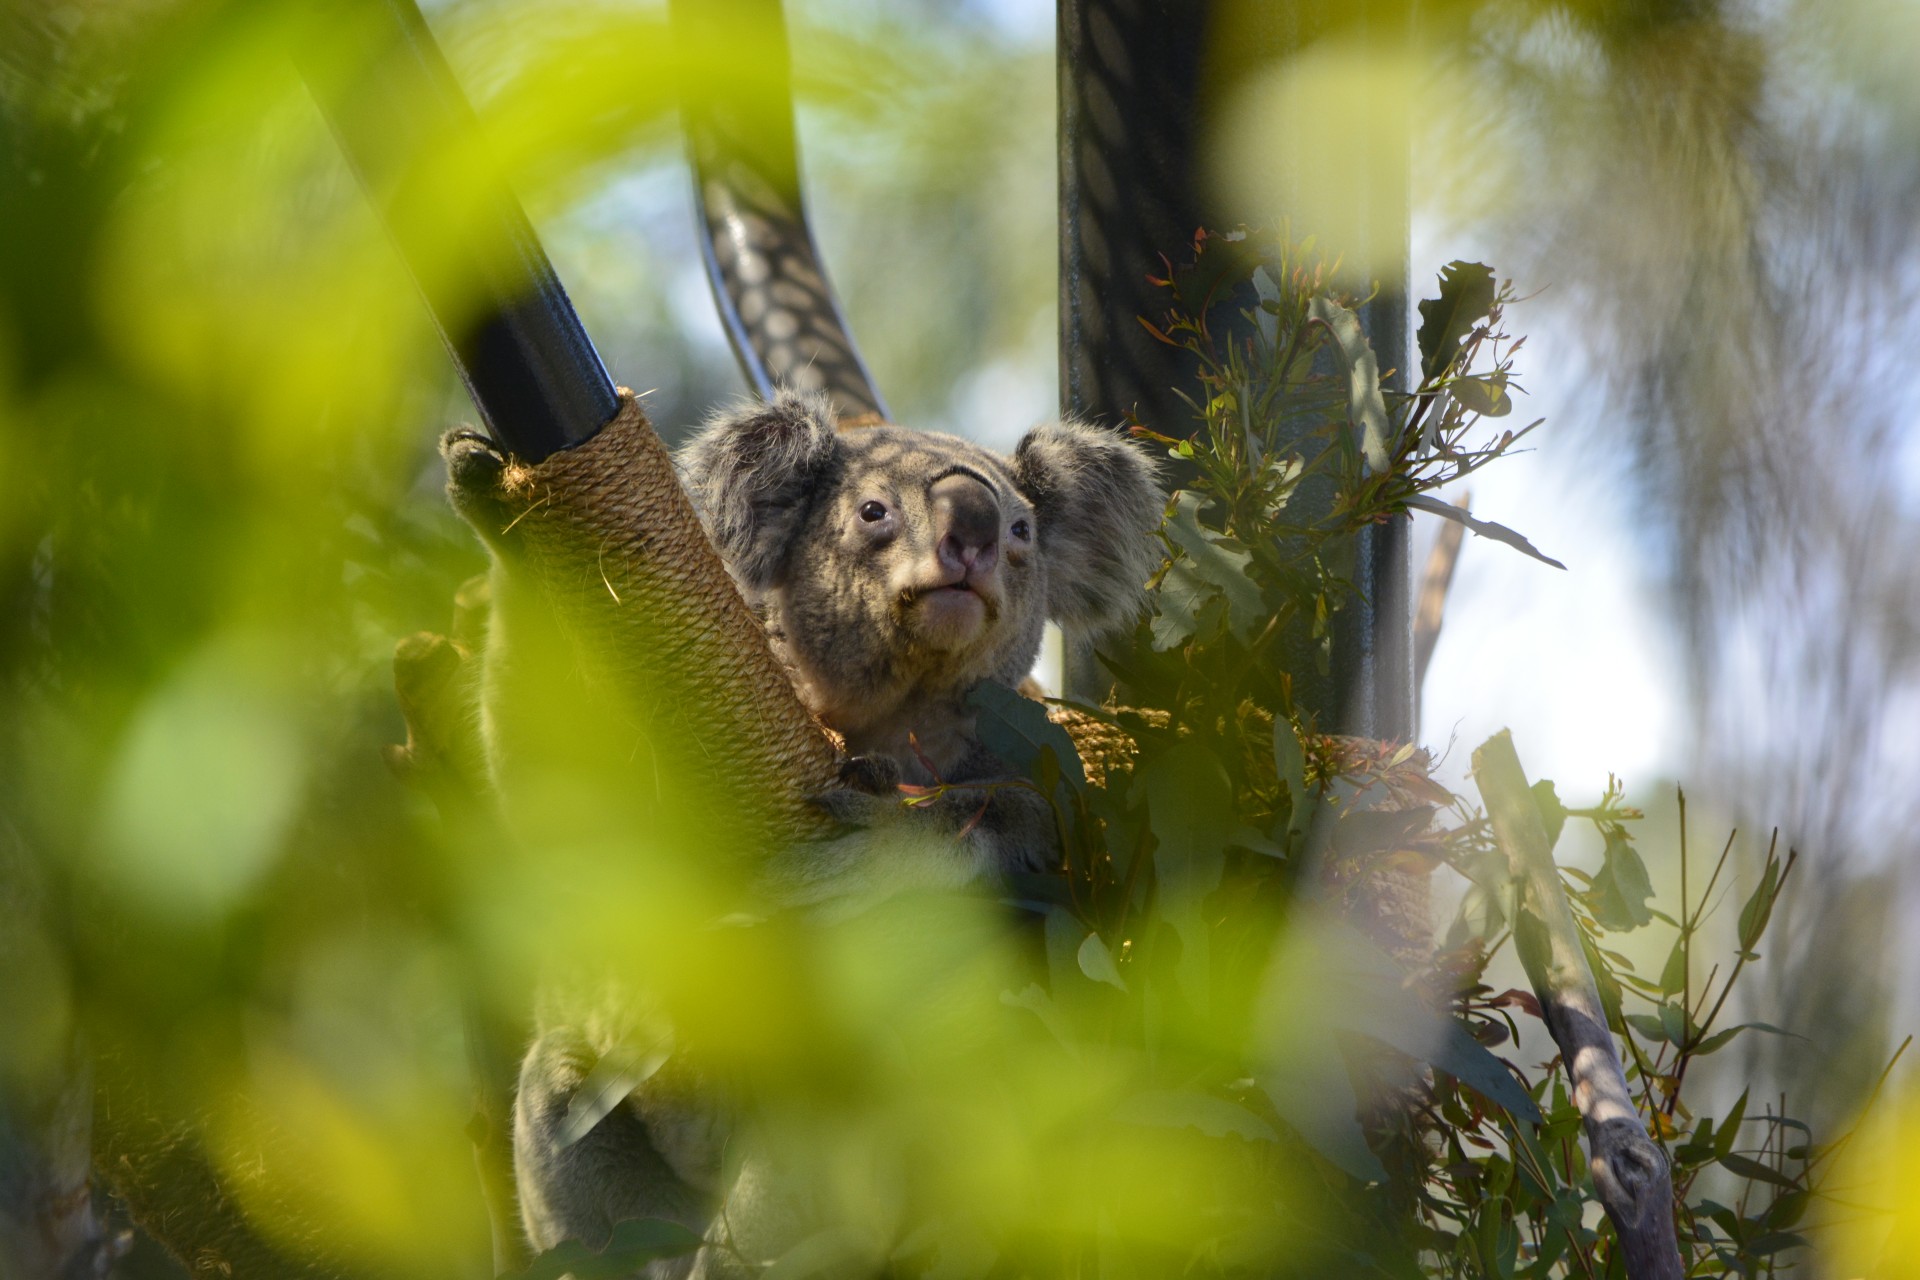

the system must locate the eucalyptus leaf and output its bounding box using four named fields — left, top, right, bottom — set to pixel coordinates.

left=1449, top=374, right=1513, bottom=418
left=1404, top=494, right=1567, bottom=570
left=1273, top=717, right=1311, bottom=840
left=1163, top=492, right=1265, bottom=640
left=1718, top=1153, right=1801, bottom=1190
left=1588, top=830, right=1655, bottom=931
left=1143, top=740, right=1234, bottom=996
left=1416, top=260, right=1497, bottom=380
left=1530, top=780, right=1567, bottom=848
left=1738, top=859, right=1783, bottom=952
left=967, top=680, right=1087, bottom=795
left=1113, top=1090, right=1278, bottom=1143
left=763, top=1229, right=877, bottom=1280
left=1077, top=931, right=1128, bottom=990
left=1258, top=1062, right=1386, bottom=1183
left=1693, top=1021, right=1803, bottom=1055
left=1625, top=1013, right=1669, bottom=1044
left=1658, top=936, right=1689, bottom=996
left=1308, top=295, right=1391, bottom=474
